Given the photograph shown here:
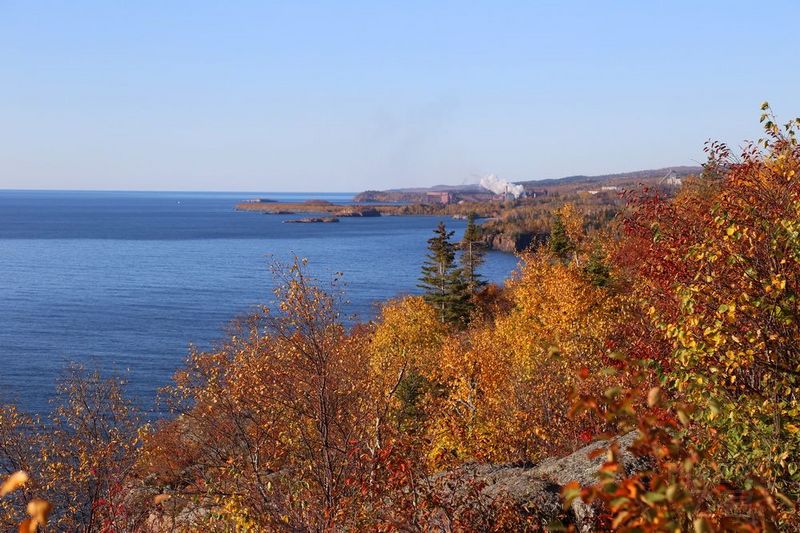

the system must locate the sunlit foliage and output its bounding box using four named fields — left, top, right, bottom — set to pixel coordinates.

left=0, top=367, right=141, bottom=531
left=2, top=109, right=799, bottom=530
left=617, top=106, right=800, bottom=504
